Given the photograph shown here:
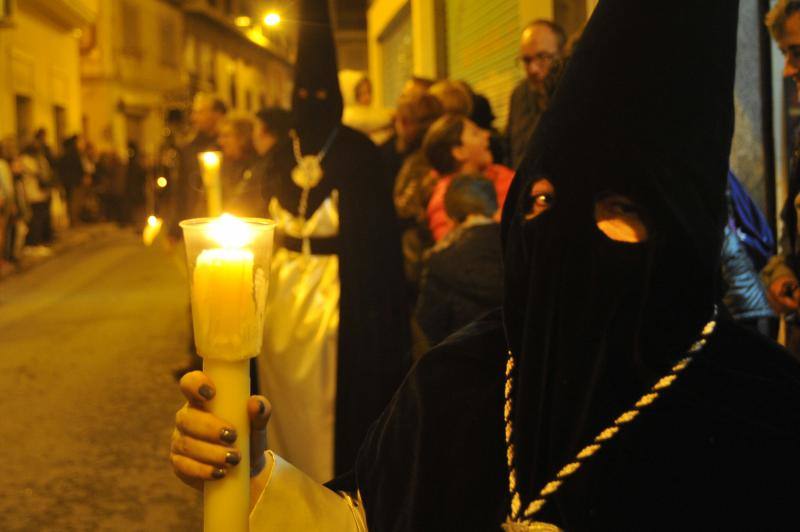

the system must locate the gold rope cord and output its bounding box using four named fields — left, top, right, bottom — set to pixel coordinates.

left=503, top=313, right=718, bottom=528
